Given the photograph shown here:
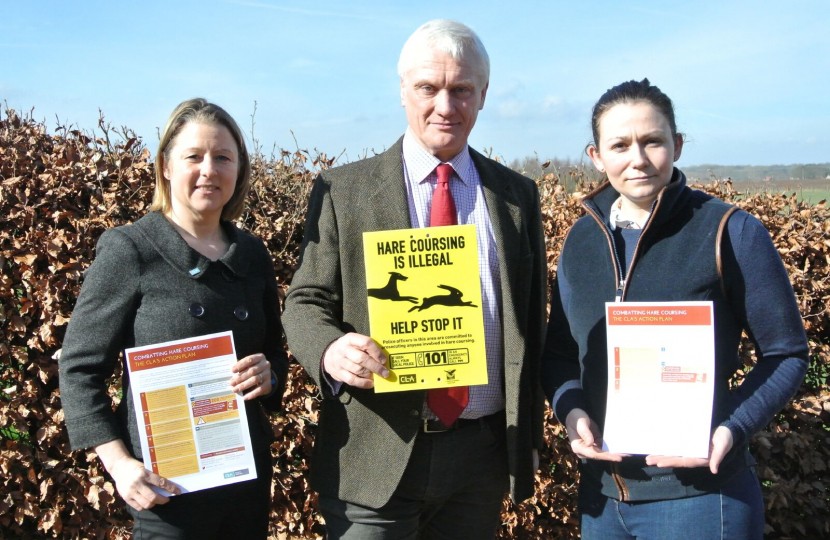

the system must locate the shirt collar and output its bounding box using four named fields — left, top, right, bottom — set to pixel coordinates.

left=609, top=196, right=647, bottom=230
left=402, top=127, right=473, bottom=186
